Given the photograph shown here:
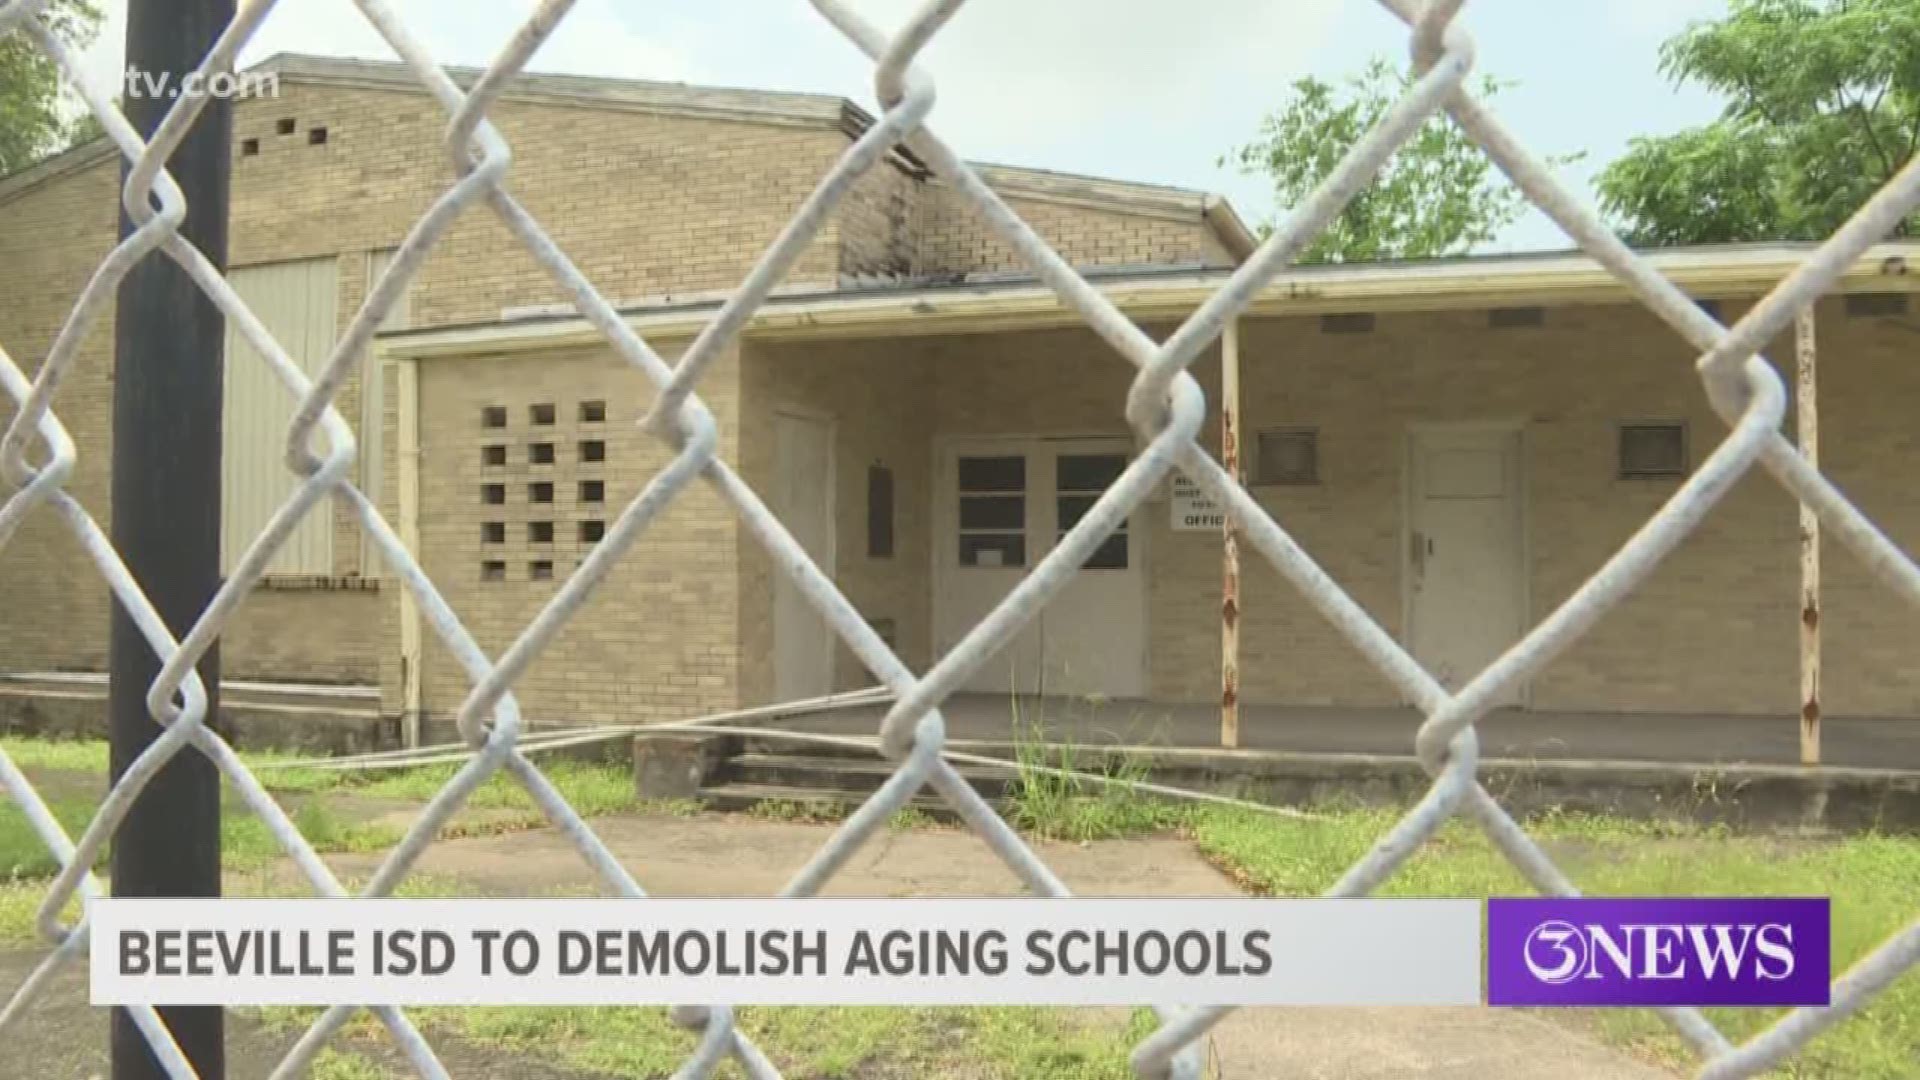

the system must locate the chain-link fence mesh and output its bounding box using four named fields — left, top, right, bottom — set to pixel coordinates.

left=3, top=0, right=1920, bottom=1076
